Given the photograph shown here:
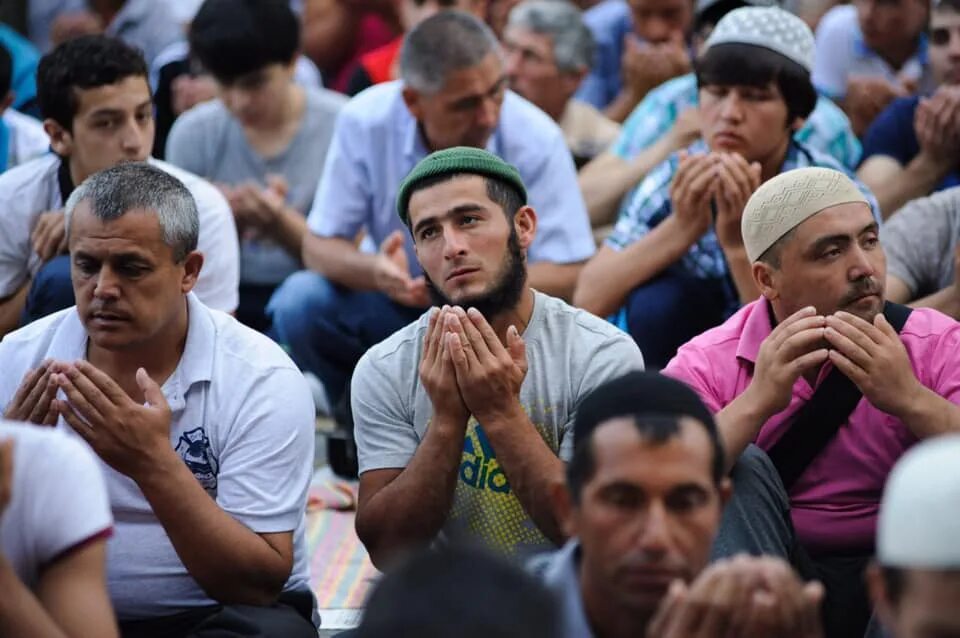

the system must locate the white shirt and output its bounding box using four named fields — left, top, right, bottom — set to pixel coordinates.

left=0, top=293, right=315, bottom=619
left=0, top=154, right=240, bottom=312
left=2, top=110, right=50, bottom=169
left=0, top=420, right=113, bottom=589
